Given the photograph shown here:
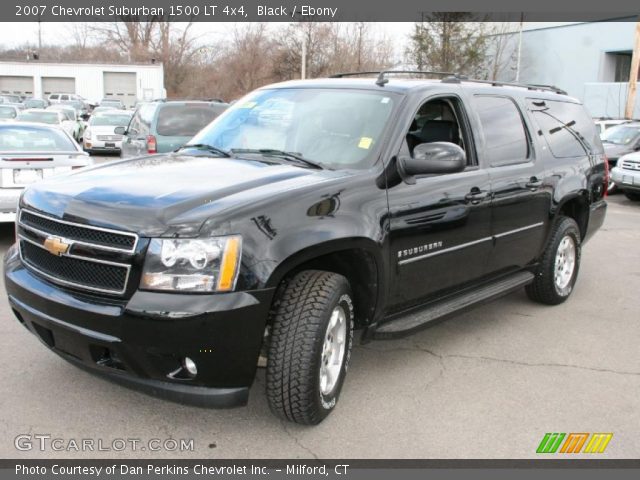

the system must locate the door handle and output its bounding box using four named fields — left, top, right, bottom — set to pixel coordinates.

left=465, top=189, right=489, bottom=204
left=526, top=177, right=543, bottom=190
